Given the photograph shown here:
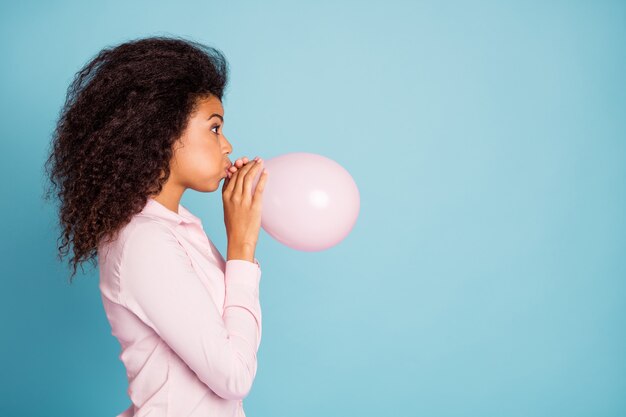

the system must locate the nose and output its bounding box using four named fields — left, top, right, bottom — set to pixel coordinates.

left=222, top=135, right=233, bottom=155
